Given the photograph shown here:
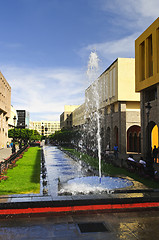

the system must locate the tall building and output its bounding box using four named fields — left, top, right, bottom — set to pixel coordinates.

left=16, top=110, right=30, bottom=128
left=31, top=121, right=60, bottom=136
left=0, top=72, right=11, bottom=148
left=135, top=17, right=159, bottom=157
